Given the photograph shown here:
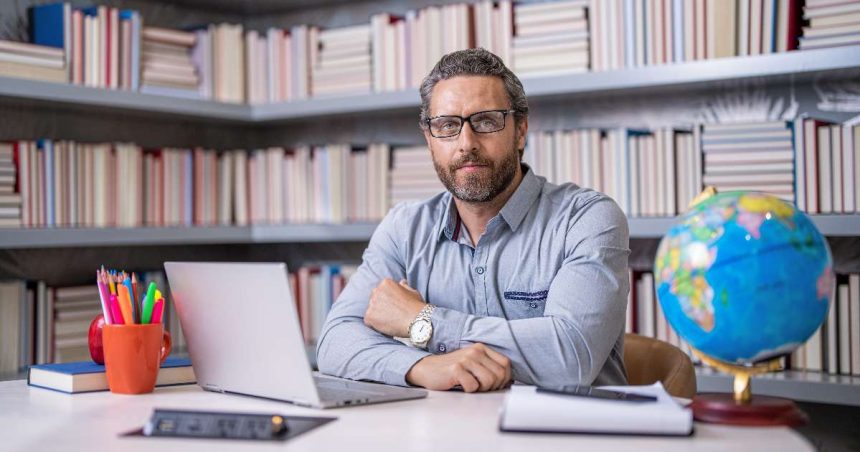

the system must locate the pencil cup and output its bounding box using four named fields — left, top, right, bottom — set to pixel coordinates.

left=103, top=324, right=172, bottom=394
